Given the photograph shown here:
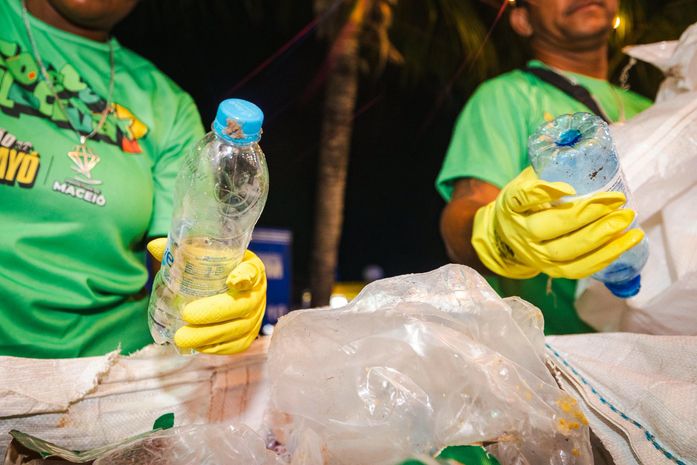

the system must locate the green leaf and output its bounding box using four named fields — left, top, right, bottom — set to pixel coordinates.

left=152, top=412, right=175, bottom=430
left=438, top=445, right=501, bottom=464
